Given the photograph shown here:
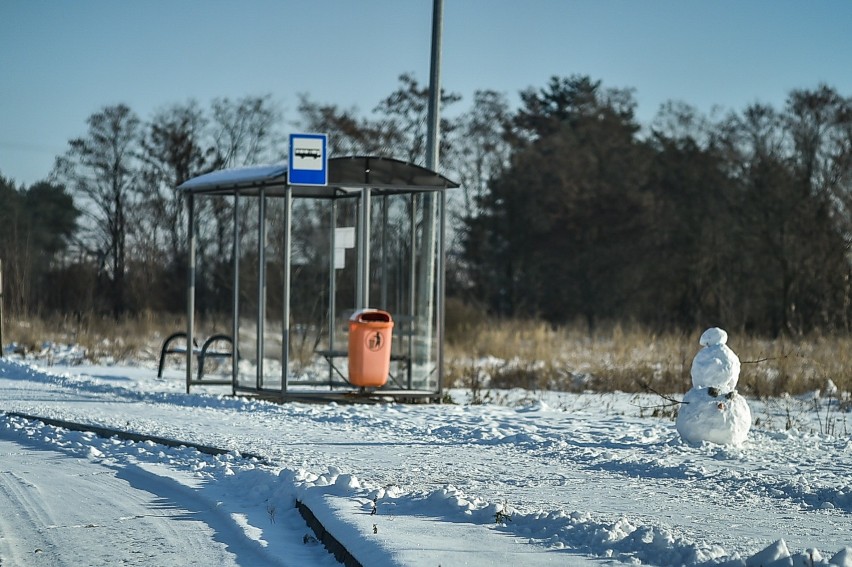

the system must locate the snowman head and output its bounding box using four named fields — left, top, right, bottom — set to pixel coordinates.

left=699, top=327, right=728, bottom=347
